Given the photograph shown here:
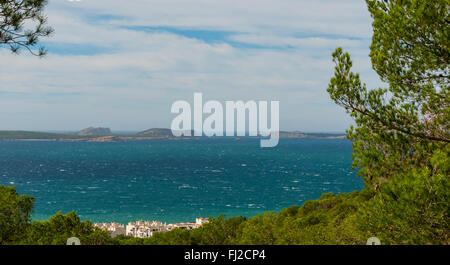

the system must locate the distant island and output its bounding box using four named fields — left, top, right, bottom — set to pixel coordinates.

left=77, top=127, right=112, bottom=136
left=278, top=131, right=345, bottom=139
left=0, top=128, right=345, bottom=142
